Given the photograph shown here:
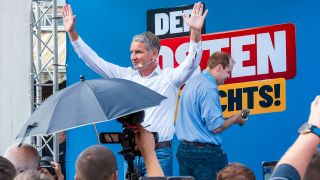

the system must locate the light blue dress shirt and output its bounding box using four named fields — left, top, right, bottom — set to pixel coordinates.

left=175, top=70, right=224, bottom=145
